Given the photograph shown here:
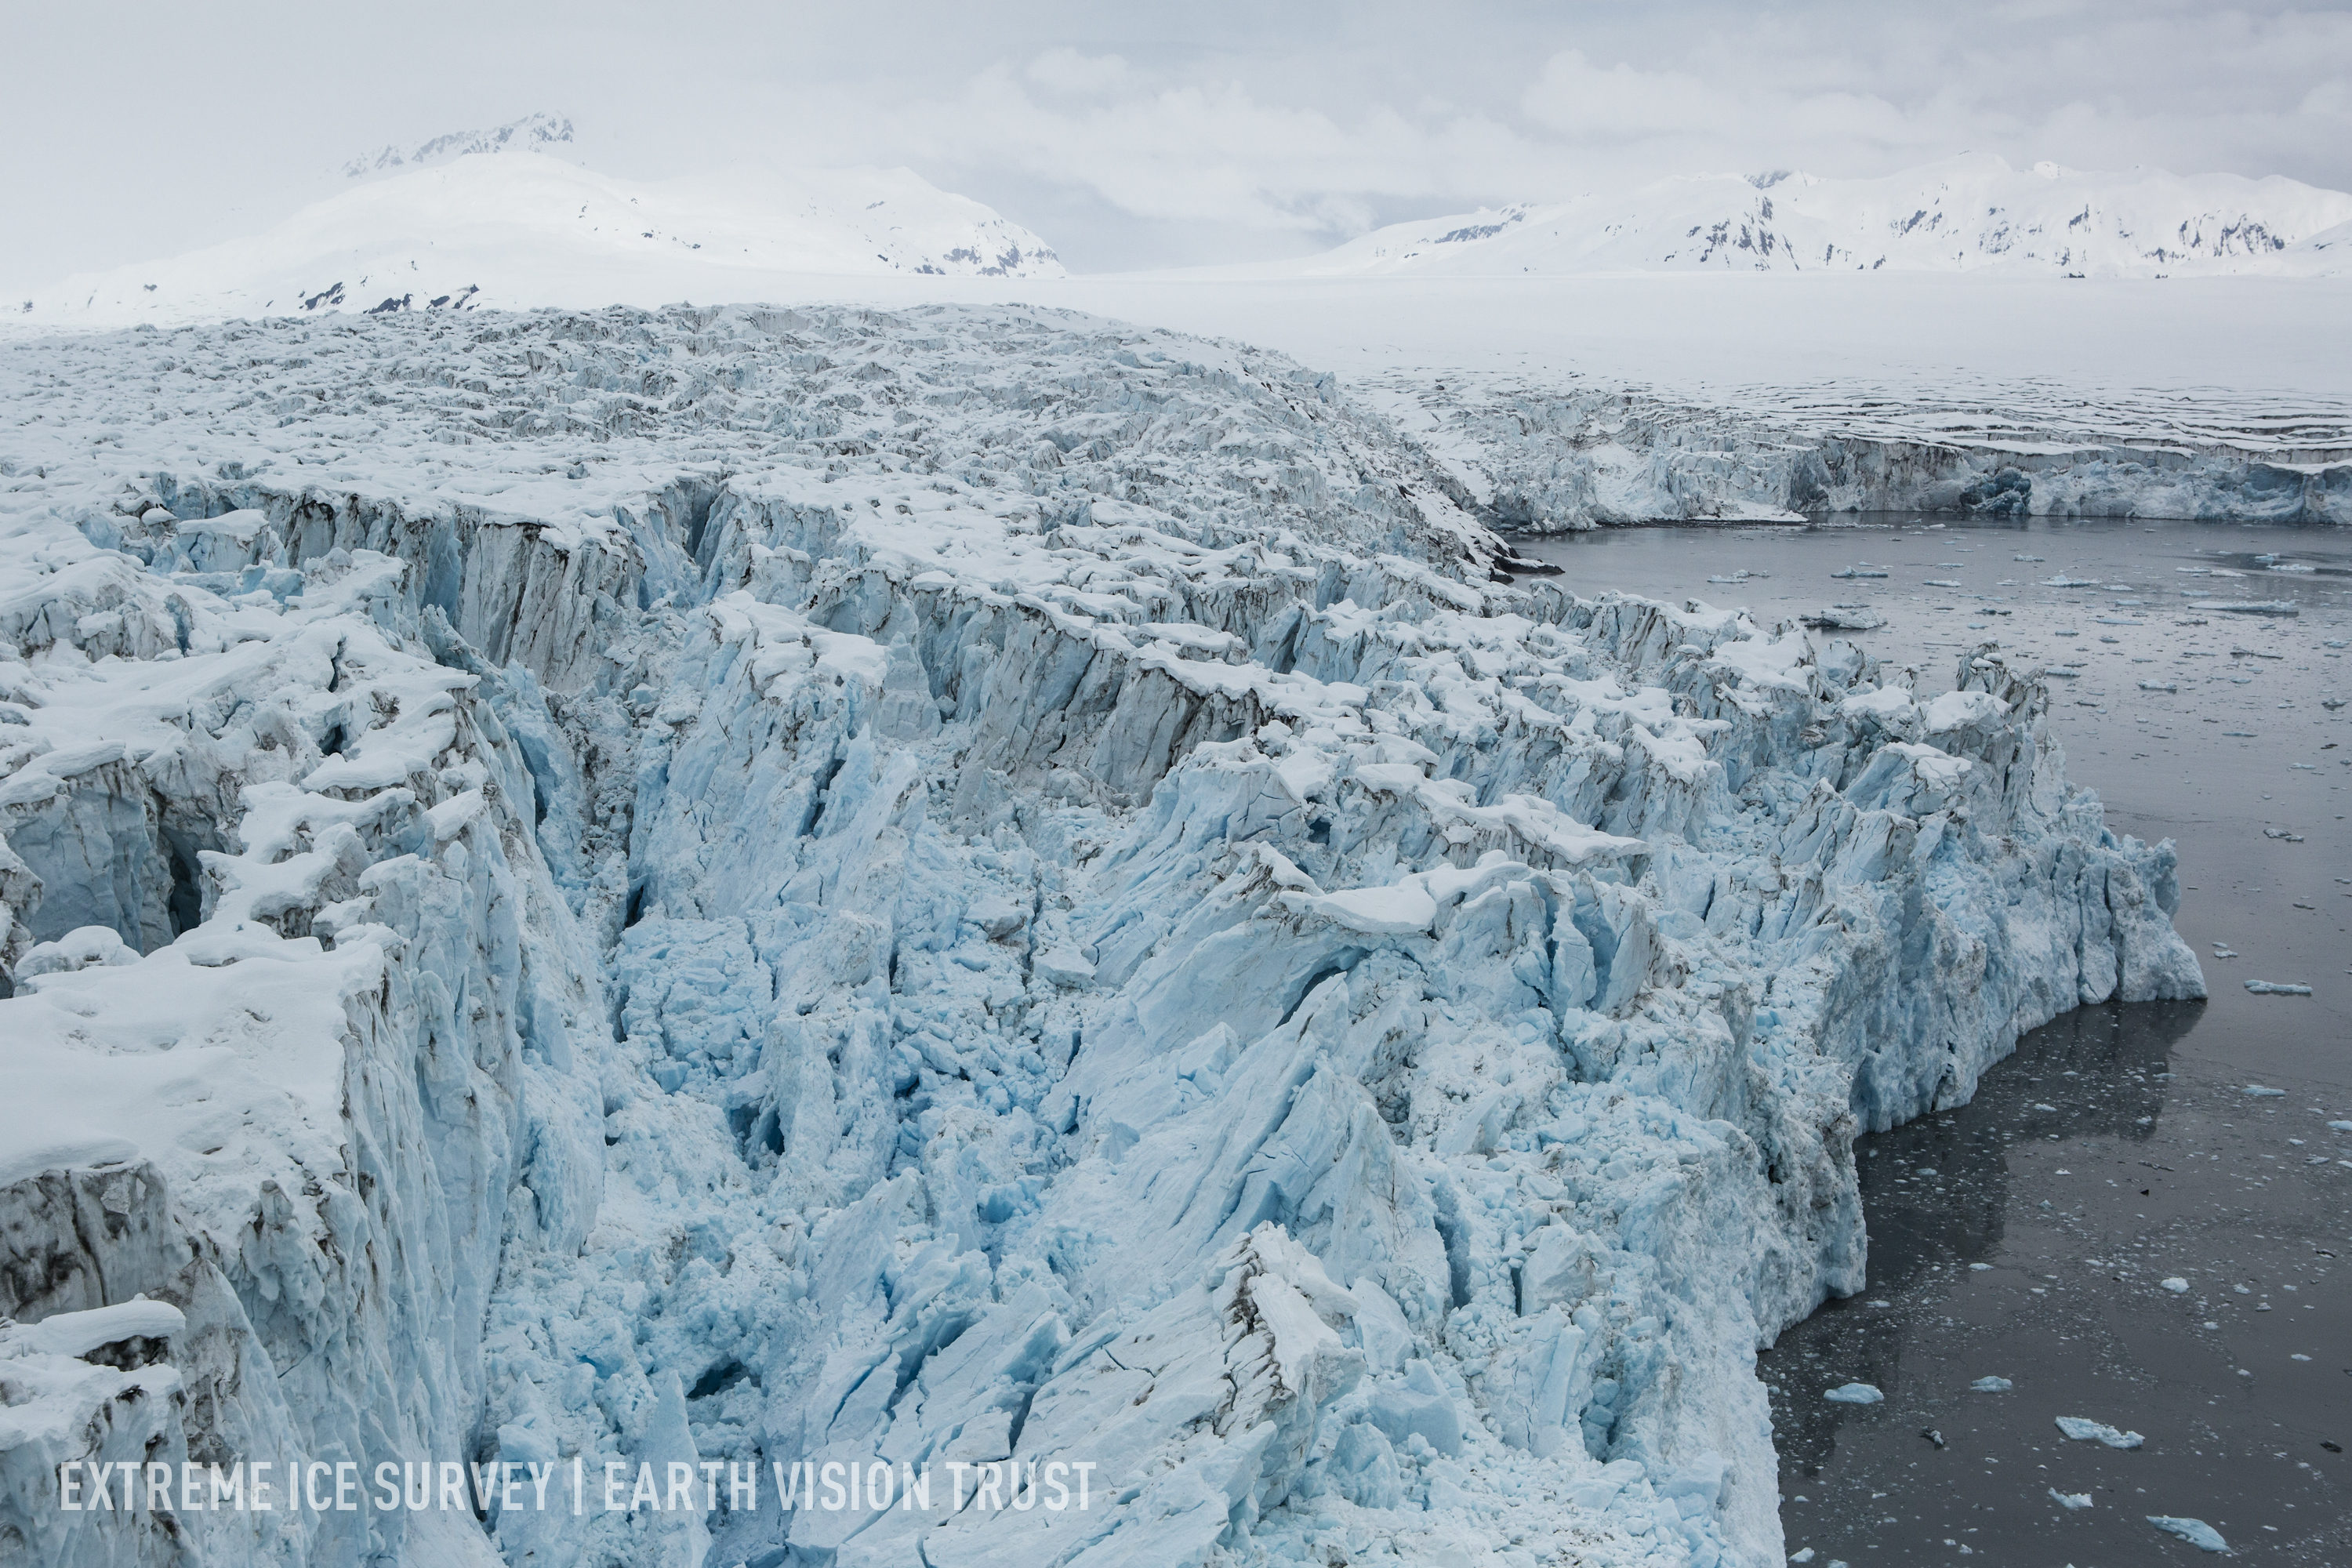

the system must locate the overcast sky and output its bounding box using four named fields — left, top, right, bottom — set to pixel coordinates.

left=7, top=1, right=2351, bottom=281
